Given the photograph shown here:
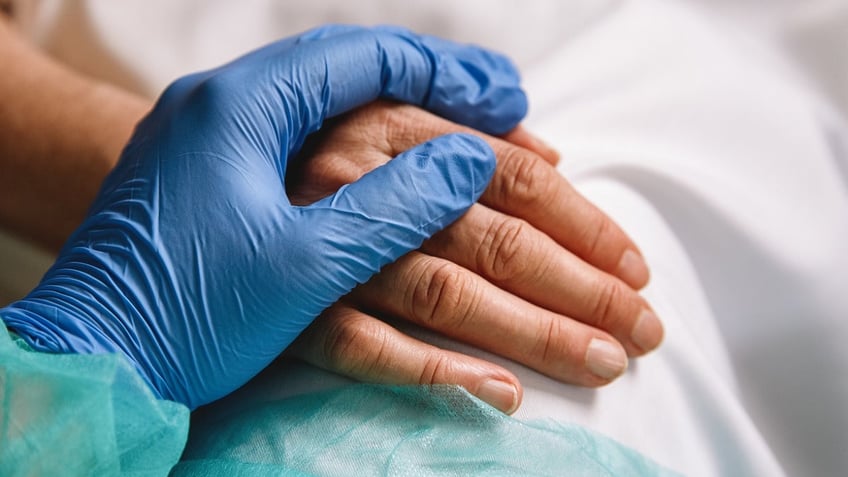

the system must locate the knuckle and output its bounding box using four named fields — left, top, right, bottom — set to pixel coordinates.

left=190, top=73, right=239, bottom=103
left=170, top=73, right=246, bottom=125
left=478, top=216, right=533, bottom=282
left=160, top=74, right=198, bottom=102
left=320, top=313, right=363, bottom=368
left=321, top=313, right=388, bottom=375
left=417, top=354, right=452, bottom=385
left=581, top=214, right=614, bottom=261
left=533, top=318, right=566, bottom=369
left=496, top=149, right=554, bottom=207
left=407, top=259, right=478, bottom=329
left=589, top=279, right=625, bottom=330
